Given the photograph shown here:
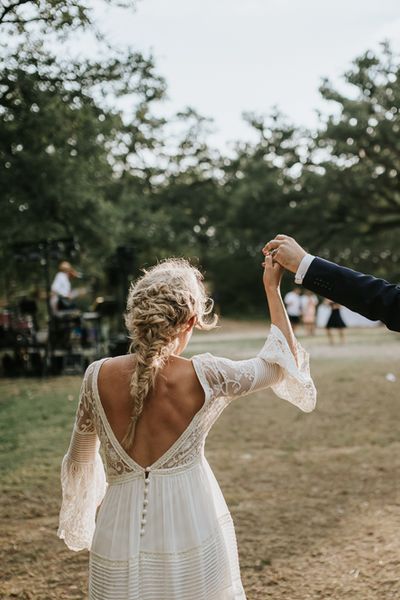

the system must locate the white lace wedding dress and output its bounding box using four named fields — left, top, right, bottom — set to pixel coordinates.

left=58, top=325, right=316, bottom=600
